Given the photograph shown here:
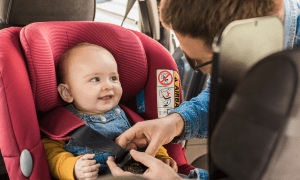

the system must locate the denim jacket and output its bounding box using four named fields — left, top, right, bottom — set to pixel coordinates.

left=170, top=0, right=300, bottom=143
left=170, top=78, right=210, bottom=143
left=284, top=0, right=300, bottom=49
left=64, top=104, right=131, bottom=171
